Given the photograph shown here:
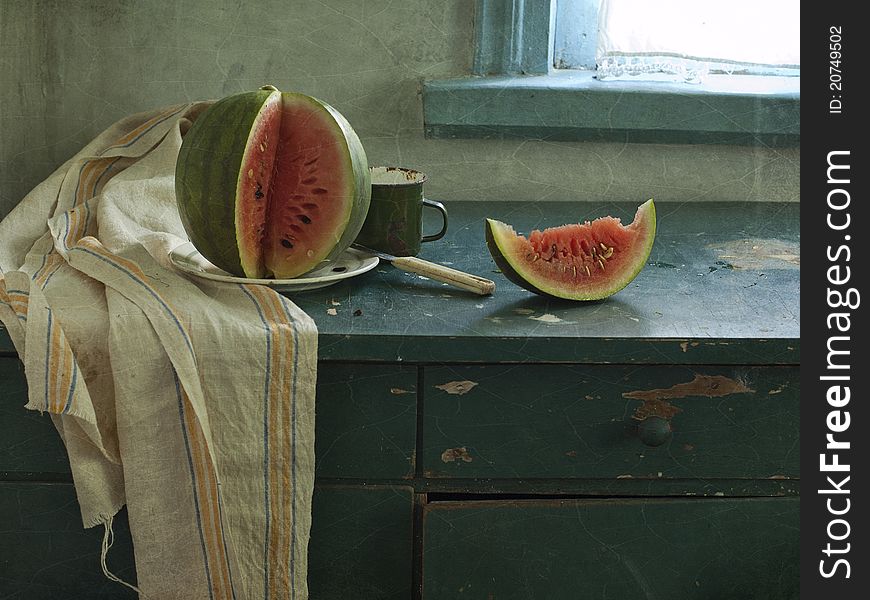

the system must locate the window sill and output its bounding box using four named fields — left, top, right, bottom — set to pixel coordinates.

left=423, top=71, right=799, bottom=146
